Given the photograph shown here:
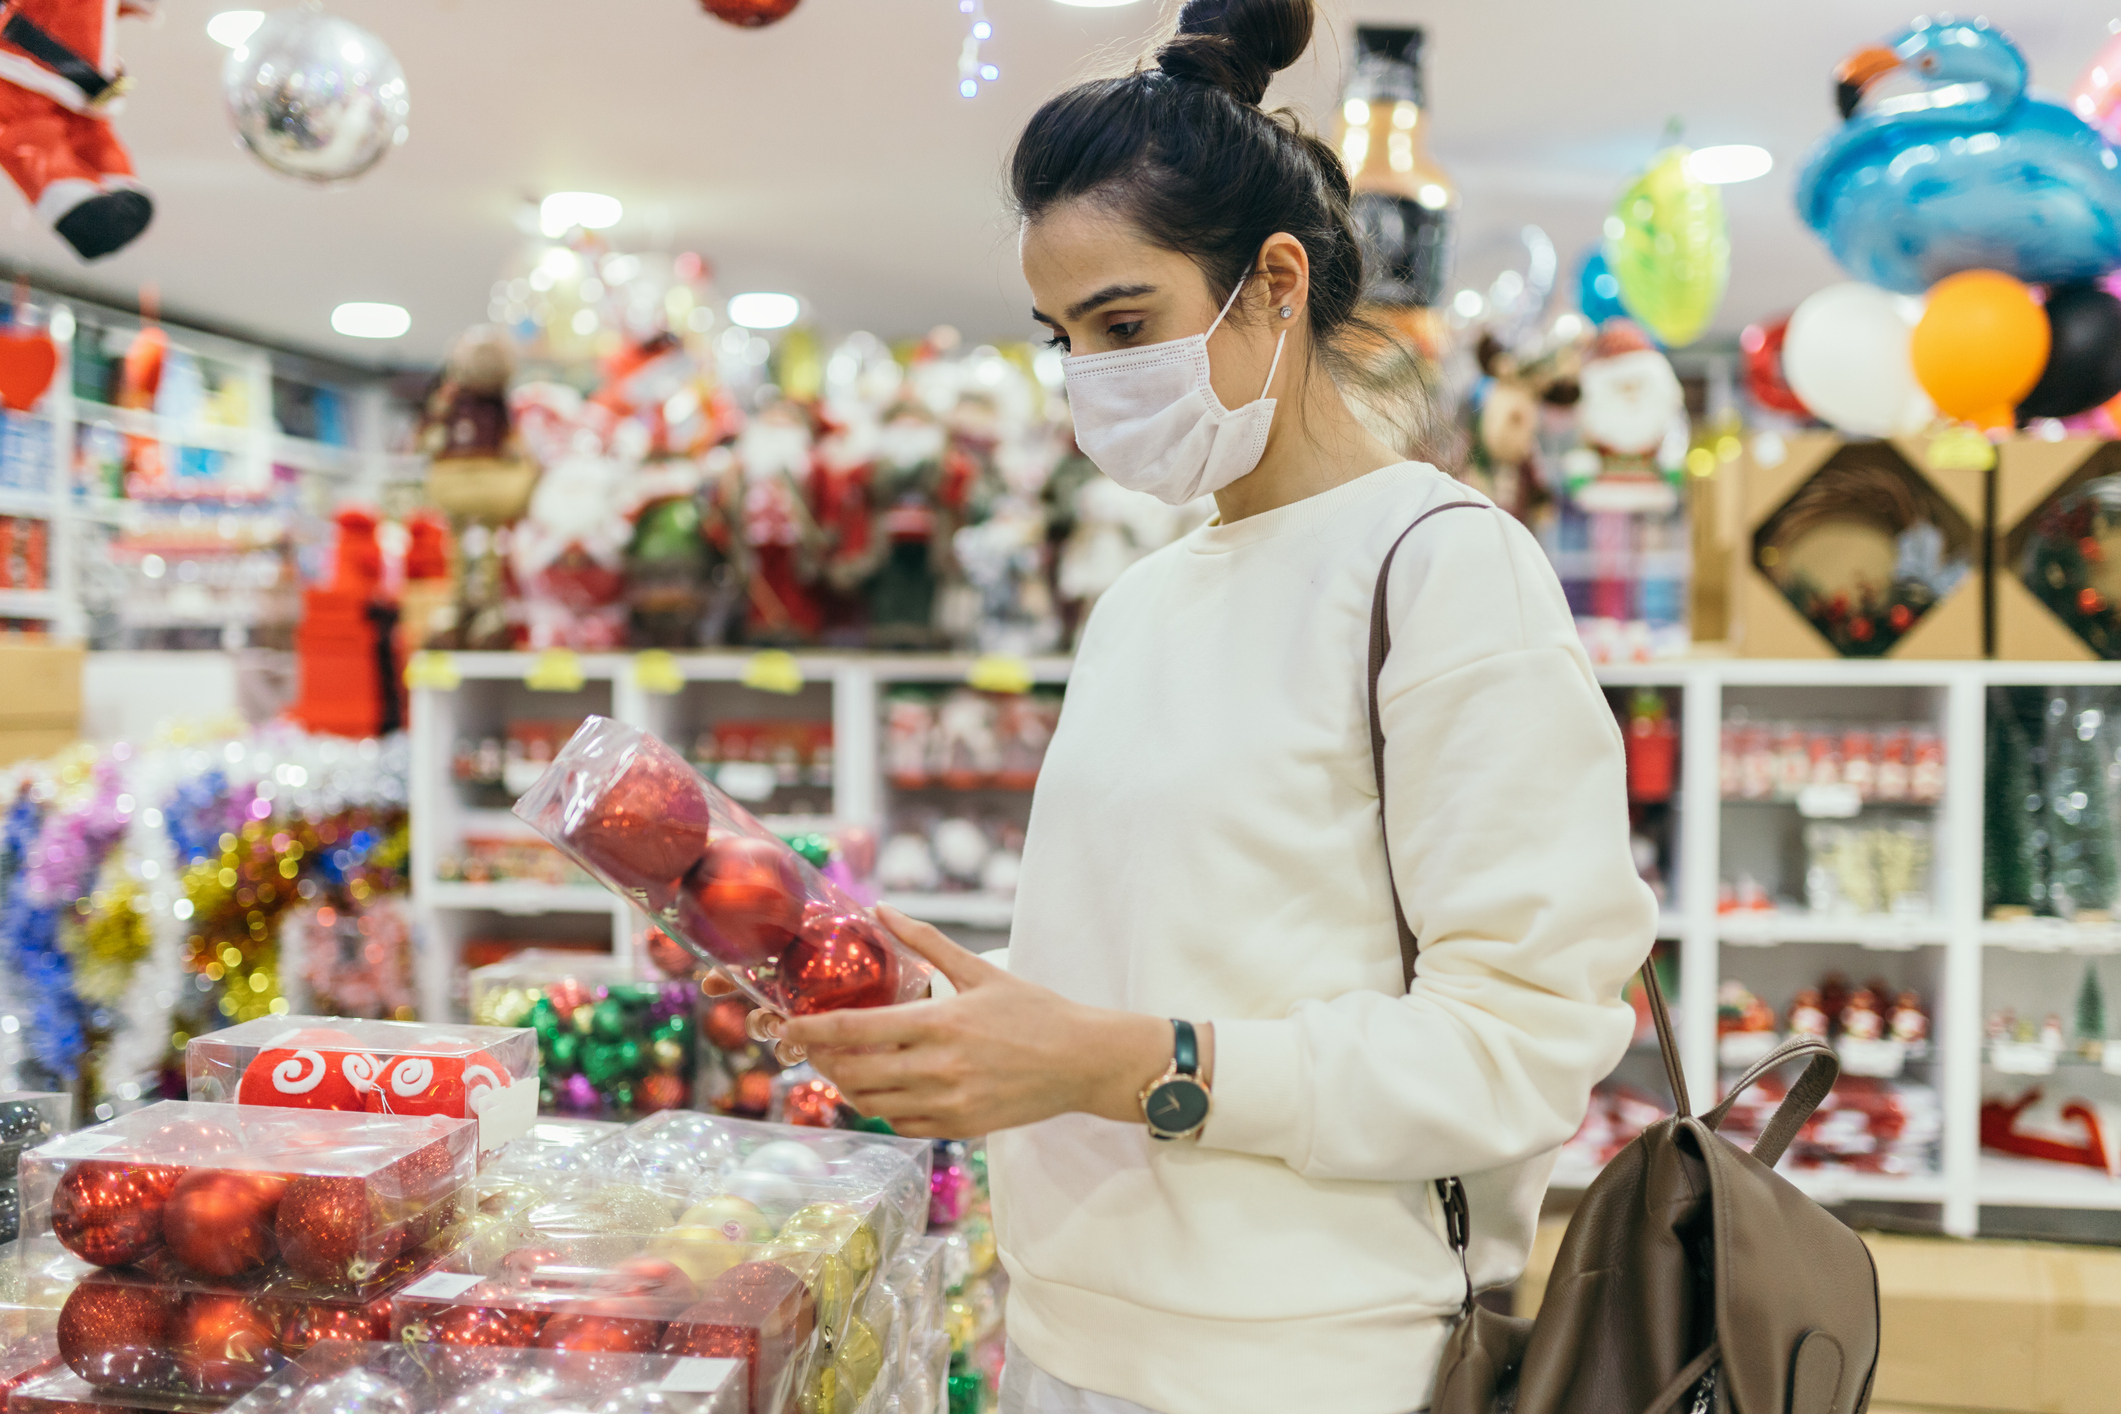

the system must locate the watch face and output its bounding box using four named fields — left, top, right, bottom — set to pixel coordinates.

left=1146, top=1078, right=1210, bottom=1136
